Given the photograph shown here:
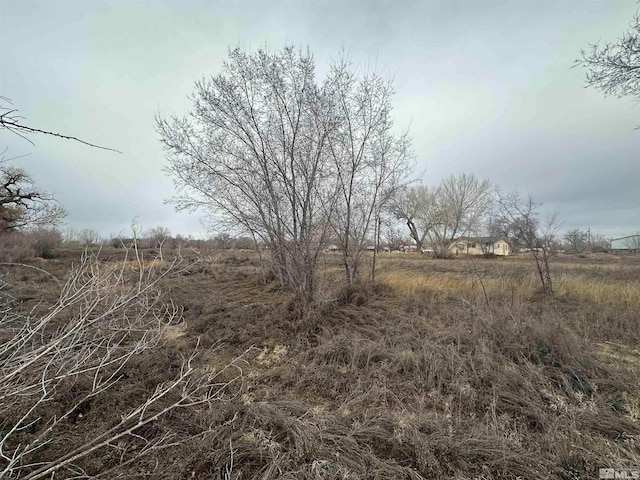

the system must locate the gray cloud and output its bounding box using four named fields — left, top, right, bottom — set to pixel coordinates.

left=1, top=0, right=638, bottom=238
